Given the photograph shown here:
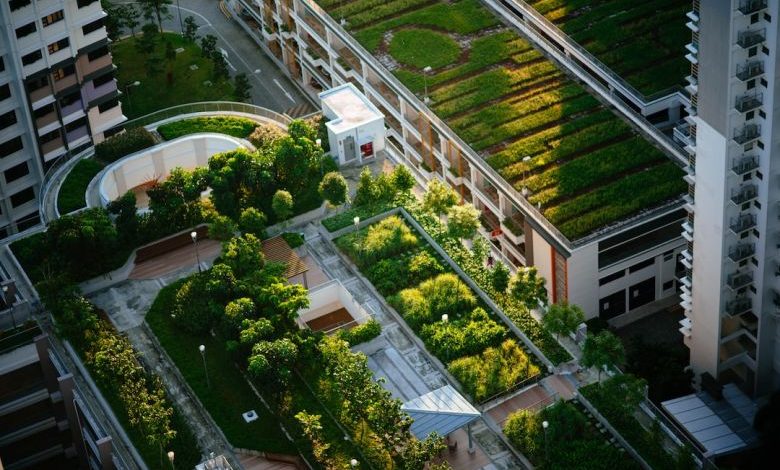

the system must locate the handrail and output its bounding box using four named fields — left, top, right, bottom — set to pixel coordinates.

left=110, top=101, right=294, bottom=133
